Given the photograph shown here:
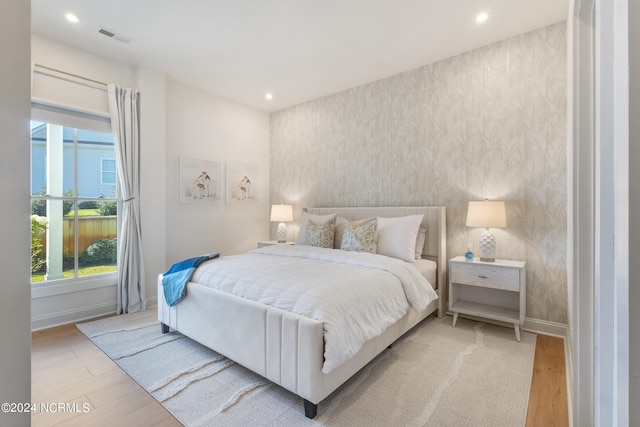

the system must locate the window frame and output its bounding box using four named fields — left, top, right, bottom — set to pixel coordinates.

left=101, top=158, right=116, bottom=185
left=30, top=102, right=120, bottom=295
